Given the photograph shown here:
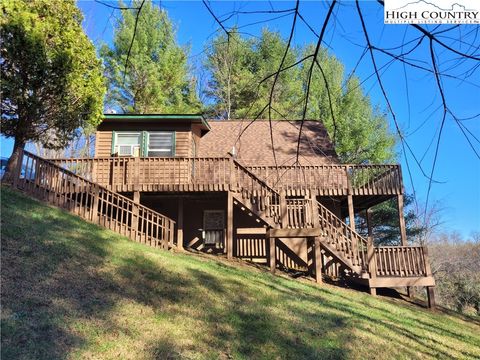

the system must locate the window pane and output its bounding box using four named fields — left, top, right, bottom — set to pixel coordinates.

left=115, top=133, right=140, bottom=156
left=148, top=132, right=174, bottom=157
